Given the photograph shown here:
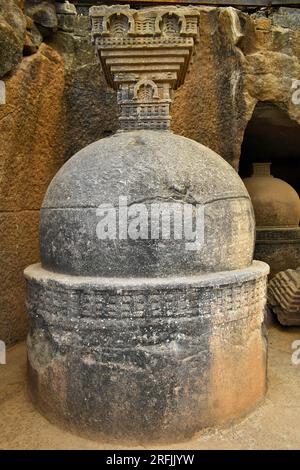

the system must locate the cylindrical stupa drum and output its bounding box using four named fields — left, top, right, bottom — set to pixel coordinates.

left=24, top=5, right=269, bottom=444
